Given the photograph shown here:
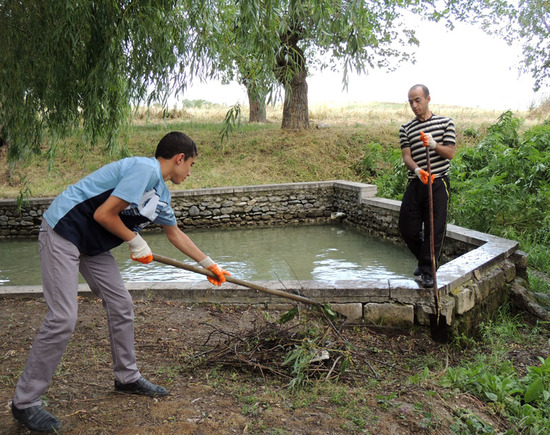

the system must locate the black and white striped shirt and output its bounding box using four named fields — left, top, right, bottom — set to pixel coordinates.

left=400, top=114, right=456, bottom=179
